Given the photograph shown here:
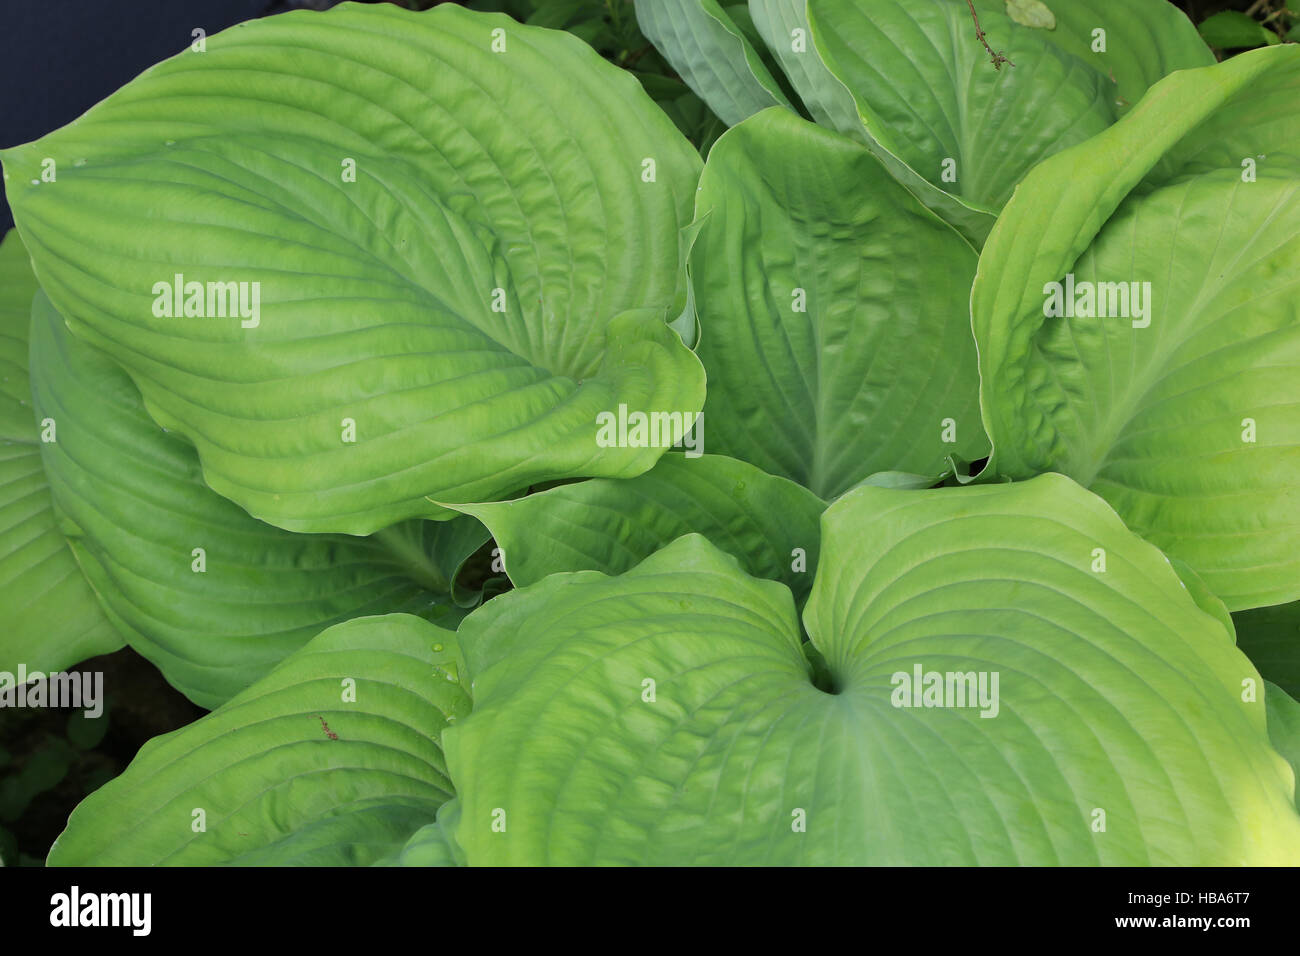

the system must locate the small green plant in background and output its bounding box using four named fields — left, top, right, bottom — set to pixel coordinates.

left=1, top=0, right=1299, bottom=866
left=1196, top=0, right=1300, bottom=50
left=0, top=705, right=108, bottom=867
